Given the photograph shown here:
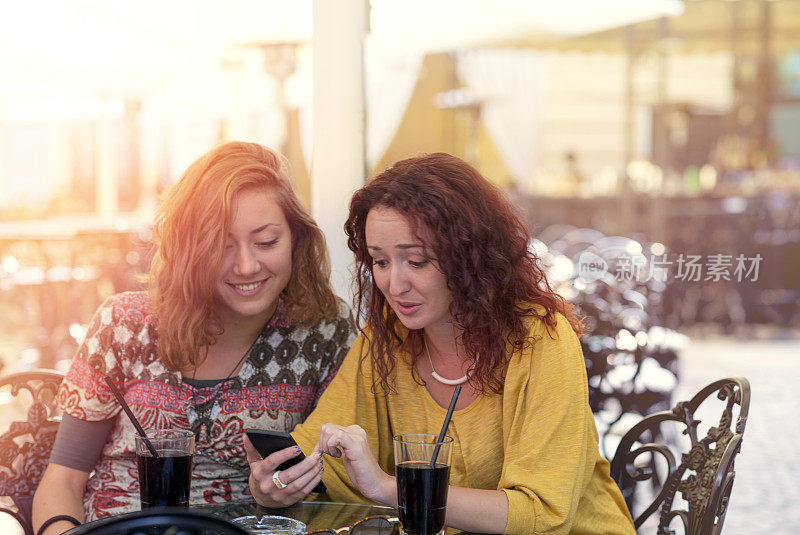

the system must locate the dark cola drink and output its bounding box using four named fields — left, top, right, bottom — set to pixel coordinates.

left=396, top=461, right=450, bottom=535
left=137, top=450, right=192, bottom=509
